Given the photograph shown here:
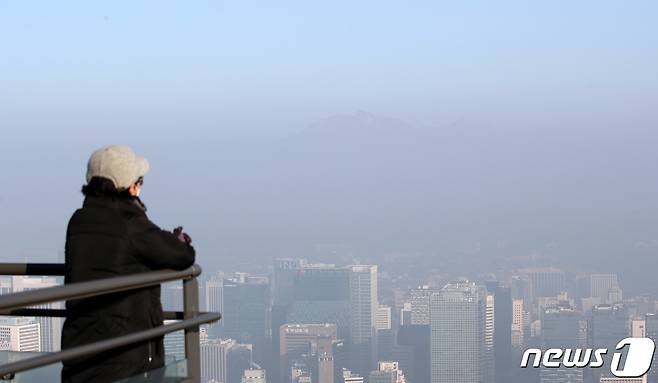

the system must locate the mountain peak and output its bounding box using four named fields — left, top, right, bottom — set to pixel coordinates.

left=297, top=111, right=415, bottom=141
